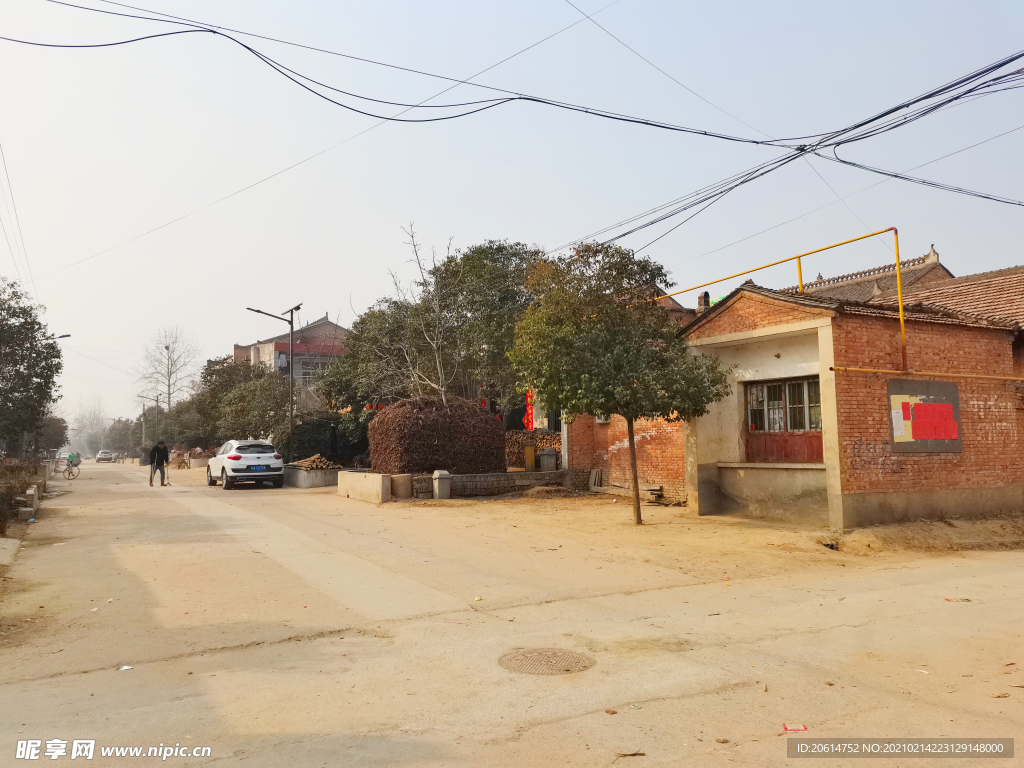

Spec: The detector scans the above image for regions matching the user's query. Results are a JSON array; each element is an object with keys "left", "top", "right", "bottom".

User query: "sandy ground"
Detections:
[{"left": 1, "top": 462, "right": 1022, "bottom": 767}]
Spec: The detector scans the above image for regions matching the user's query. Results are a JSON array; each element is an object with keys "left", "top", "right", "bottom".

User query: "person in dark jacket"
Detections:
[{"left": 149, "top": 439, "right": 169, "bottom": 486}]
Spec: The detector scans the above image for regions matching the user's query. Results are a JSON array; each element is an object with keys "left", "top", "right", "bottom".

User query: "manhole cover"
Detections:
[{"left": 499, "top": 648, "right": 595, "bottom": 675}]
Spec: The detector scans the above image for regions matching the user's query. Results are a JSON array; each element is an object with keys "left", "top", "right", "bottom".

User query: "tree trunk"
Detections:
[{"left": 625, "top": 416, "right": 642, "bottom": 525}]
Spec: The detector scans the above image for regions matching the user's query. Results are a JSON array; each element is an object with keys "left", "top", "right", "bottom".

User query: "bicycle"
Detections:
[{"left": 63, "top": 464, "right": 80, "bottom": 480}]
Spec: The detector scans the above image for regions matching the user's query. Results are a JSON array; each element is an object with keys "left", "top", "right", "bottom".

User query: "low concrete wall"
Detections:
[
  {"left": 191, "top": 457, "right": 209, "bottom": 469},
  {"left": 698, "top": 463, "right": 828, "bottom": 525},
  {"left": 719, "top": 464, "right": 827, "bottom": 525},
  {"left": 285, "top": 466, "right": 341, "bottom": 488},
  {"left": 26, "top": 485, "right": 40, "bottom": 512},
  {"left": 450, "top": 470, "right": 567, "bottom": 497},
  {"left": 0, "top": 538, "right": 20, "bottom": 566},
  {"left": 338, "top": 472, "right": 391, "bottom": 504},
  {"left": 840, "top": 484, "right": 1024, "bottom": 529}
]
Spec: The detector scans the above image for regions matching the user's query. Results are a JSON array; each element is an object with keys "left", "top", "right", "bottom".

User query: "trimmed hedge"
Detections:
[{"left": 368, "top": 396, "right": 505, "bottom": 476}]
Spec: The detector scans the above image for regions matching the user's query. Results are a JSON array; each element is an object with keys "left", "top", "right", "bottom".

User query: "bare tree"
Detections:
[
  {"left": 388, "top": 225, "right": 467, "bottom": 405},
  {"left": 73, "top": 396, "right": 107, "bottom": 454},
  {"left": 137, "top": 326, "right": 200, "bottom": 416}
]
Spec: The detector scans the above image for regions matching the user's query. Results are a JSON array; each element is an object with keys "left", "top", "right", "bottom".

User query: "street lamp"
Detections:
[{"left": 246, "top": 303, "right": 302, "bottom": 462}]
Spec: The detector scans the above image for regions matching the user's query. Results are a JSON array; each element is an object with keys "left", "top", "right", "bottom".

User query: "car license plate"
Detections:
[{"left": 249, "top": 465, "right": 267, "bottom": 471}]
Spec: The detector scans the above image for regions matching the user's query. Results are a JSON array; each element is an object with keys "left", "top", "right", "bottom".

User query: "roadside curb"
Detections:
[{"left": 0, "top": 537, "right": 22, "bottom": 567}]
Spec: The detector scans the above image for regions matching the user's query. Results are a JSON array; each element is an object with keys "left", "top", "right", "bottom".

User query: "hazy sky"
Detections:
[{"left": 3, "top": 0, "right": 1022, "bottom": 419}]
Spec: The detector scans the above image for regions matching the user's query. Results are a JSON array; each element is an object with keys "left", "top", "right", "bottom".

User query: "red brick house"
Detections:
[
  {"left": 566, "top": 266, "right": 1023, "bottom": 529},
  {"left": 233, "top": 313, "right": 349, "bottom": 410}
]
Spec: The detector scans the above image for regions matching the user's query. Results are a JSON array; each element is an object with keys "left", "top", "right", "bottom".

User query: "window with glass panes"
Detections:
[{"left": 747, "top": 377, "right": 822, "bottom": 433}]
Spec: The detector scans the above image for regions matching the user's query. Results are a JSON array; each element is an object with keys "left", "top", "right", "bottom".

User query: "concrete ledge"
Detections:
[
  {"left": 17, "top": 507, "right": 34, "bottom": 521},
  {"left": 717, "top": 462, "right": 825, "bottom": 470},
  {"left": 26, "top": 485, "right": 39, "bottom": 512},
  {"left": 0, "top": 538, "right": 20, "bottom": 566},
  {"left": 191, "top": 457, "right": 209, "bottom": 469},
  {"left": 338, "top": 472, "right": 391, "bottom": 504},
  {"left": 286, "top": 466, "right": 341, "bottom": 488},
  {"left": 841, "top": 484, "right": 1024, "bottom": 529}
]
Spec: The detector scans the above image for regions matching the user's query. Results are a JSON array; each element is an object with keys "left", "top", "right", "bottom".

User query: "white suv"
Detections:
[{"left": 207, "top": 440, "right": 285, "bottom": 489}]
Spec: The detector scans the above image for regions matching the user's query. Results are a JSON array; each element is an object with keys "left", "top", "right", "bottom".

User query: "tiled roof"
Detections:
[
  {"left": 782, "top": 252, "right": 953, "bottom": 302},
  {"left": 682, "top": 282, "right": 1016, "bottom": 336},
  {"left": 870, "top": 264, "right": 1024, "bottom": 326},
  {"left": 255, "top": 314, "right": 350, "bottom": 346}
]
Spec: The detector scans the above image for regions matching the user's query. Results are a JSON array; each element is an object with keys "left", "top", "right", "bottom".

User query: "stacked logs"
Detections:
[
  {"left": 290, "top": 453, "right": 344, "bottom": 471},
  {"left": 505, "top": 430, "right": 561, "bottom": 469}
]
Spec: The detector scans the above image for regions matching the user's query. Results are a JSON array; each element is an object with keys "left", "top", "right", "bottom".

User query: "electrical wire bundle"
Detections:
[{"left": 3, "top": 0, "right": 1022, "bottom": 265}]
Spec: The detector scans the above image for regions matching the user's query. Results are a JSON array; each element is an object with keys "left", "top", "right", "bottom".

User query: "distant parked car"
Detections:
[
  {"left": 207, "top": 440, "right": 284, "bottom": 489},
  {"left": 57, "top": 453, "right": 70, "bottom": 467},
  {"left": 96, "top": 450, "right": 113, "bottom": 463}
]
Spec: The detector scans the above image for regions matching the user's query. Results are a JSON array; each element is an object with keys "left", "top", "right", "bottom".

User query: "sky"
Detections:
[{"left": 2, "top": 0, "right": 1022, "bottom": 420}]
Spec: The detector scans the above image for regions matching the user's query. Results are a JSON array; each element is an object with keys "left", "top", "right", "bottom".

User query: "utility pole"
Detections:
[
  {"left": 246, "top": 303, "right": 302, "bottom": 462},
  {"left": 139, "top": 394, "right": 160, "bottom": 445},
  {"left": 164, "top": 344, "right": 172, "bottom": 439}
]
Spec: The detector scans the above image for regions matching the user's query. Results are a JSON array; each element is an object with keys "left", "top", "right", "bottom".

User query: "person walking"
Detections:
[{"left": 149, "top": 439, "right": 169, "bottom": 487}]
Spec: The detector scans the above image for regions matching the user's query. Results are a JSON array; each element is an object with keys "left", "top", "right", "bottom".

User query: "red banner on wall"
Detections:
[{"left": 523, "top": 389, "right": 534, "bottom": 431}]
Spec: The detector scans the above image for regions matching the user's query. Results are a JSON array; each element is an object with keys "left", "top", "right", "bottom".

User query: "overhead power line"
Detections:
[
  {"left": 593, "top": 123, "right": 1024, "bottom": 270},
  {"left": 559, "top": 0, "right": 773, "bottom": 140},
  {"left": 28, "top": 0, "right": 640, "bottom": 279},
  {"left": 553, "top": 0, "right": 1021, "bottom": 254},
  {"left": 13, "top": 1, "right": 1024, "bottom": 278},
  {"left": 0, "top": 137, "right": 39, "bottom": 297}
]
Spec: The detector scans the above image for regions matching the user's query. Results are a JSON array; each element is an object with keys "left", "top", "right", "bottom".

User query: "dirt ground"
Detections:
[{"left": 2, "top": 463, "right": 1022, "bottom": 767}]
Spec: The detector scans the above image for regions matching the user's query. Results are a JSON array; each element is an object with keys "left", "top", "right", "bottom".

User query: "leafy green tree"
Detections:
[
  {"left": 0, "top": 278, "right": 63, "bottom": 454},
  {"left": 513, "top": 242, "right": 731, "bottom": 524},
  {"left": 435, "top": 239, "right": 541, "bottom": 425},
  {"left": 321, "top": 300, "right": 416, "bottom": 410},
  {"left": 34, "top": 415, "right": 69, "bottom": 454},
  {"left": 105, "top": 417, "right": 134, "bottom": 454},
  {"left": 319, "top": 238, "right": 541, "bottom": 425},
  {"left": 218, "top": 373, "right": 290, "bottom": 440}
]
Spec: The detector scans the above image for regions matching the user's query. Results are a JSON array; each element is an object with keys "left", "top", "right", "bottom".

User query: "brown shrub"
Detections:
[{"left": 369, "top": 396, "right": 506, "bottom": 476}]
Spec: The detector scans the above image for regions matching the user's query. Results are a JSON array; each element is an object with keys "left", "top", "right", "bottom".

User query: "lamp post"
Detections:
[{"left": 246, "top": 303, "right": 301, "bottom": 462}]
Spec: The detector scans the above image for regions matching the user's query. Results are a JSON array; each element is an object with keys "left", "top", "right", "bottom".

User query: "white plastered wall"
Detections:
[
  {"left": 685, "top": 318, "right": 837, "bottom": 519},
  {"left": 690, "top": 327, "right": 823, "bottom": 463}
]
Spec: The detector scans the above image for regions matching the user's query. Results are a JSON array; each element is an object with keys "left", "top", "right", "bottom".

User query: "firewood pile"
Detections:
[
  {"left": 289, "top": 453, "right": 344, "bottom": 471},
  {"left": 505, "top": 430, "right": 561, "bottom": 469},
  {"left": 369, "top": 396, "right": 505, "bottom": 476}
]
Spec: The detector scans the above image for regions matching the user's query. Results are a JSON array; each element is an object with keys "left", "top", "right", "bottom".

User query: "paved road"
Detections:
[{"left": 1, "top": 463, "right": 1021, "bottom": 766}]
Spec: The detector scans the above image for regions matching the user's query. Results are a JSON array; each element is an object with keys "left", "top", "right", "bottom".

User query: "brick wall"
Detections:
[
  {"left": 832, "top": 314, "right": 1022, "bottom": 495},
  {"left": 568, "top": 414, "right": 688, "bottom": 501},
  {"left": 687, "top": 293, "right": 829, "bottom": 341},
  {"left": 450, "top": 470, "right": 567, "bottom": 497}
]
